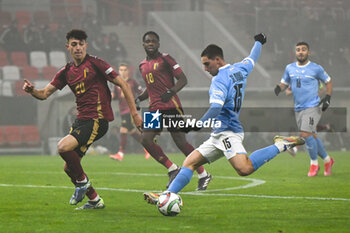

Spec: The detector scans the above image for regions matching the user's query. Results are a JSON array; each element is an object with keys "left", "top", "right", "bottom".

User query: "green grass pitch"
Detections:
[{"left": 0, "top": 151, "right": 349, "bottom": 233}]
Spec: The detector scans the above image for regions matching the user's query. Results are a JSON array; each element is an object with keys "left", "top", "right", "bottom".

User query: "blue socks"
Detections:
[
  {"left": 315, "top": 137, "right": 327, "bottom": 159},
  {"left": 168, "top": 167, "right": 193, "bottom": 193},
  {"left": 305, "top": 136, "right": 318, "bottom": 160},
  {"left": 249, "top": 145, "right": 280, "bottom": 171}
]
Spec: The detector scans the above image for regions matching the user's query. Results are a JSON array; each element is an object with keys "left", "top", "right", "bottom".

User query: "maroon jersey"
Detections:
[
  {"left": 50, "top": 54, "right": 117, "bottom": 121},
  {"left": 115, "top": 78, "right": 142, "bottom": 116},
  {"left": 139, "top": 52, "right": 183, "bottom": 111}
]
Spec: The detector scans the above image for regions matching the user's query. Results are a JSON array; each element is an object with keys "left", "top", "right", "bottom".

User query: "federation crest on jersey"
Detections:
[
  {"left": 84, "top": 67, "right": 89, "bottom": 78},
  {"left": 153, "top": 63, "right": 159, "bottom": 70}
]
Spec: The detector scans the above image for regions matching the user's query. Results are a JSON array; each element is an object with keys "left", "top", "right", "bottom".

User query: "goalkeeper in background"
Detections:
[{"left": 274, "top": 42, "right": 334, "bottom": 177}]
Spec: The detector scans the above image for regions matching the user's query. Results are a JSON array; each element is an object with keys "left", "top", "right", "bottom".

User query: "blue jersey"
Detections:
[
  {"left": 281, "top": 61, "right": 331, "bottom": 112},
  {"left": 209, "top": 57, "right": 255, "bottom": 133}
]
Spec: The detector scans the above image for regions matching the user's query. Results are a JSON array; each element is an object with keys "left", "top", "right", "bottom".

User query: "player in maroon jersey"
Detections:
[
  {"left": 23, "top": 29, "right": 142, "bottom": 209},
  {"left": 137, "top": 31, "right": 212, "bottom": 190},
  {"left": 109, "top": 63, "right": 151, "bottom": 161}
]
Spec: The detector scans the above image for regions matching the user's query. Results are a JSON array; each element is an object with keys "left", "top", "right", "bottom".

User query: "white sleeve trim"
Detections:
[
  {"left": 210, "top": 99, "right": 224, "bottom": 106},
  {"left": 324, "top": 76, "right": 331, "bottom": 83},
  {"left": 281, "top": 79, "right": 289, "bottom": 85},
  {"left": 244, "top": 57, "right": 255, "bottom": 66},
  {"left": 173, "top": 64, "right": 180, "bottom": 70},
  {"left": 105, "top": 67, "right": 113, "bottom": 75}
]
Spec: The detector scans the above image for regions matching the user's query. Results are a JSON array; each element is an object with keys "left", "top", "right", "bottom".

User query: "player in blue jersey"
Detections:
[
  {"left": 274, "top": 42, "right": 334, "bottom": 177},
  {"left": 143, "top": 33, "right": 305, "bottom": 204}
]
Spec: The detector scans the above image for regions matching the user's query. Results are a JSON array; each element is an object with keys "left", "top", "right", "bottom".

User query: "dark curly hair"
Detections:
[{"left": 66, "top": 29, "right": 88, "bottom": 41}]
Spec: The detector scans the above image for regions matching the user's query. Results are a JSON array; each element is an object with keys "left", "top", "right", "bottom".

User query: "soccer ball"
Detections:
[{"left": 157, "top": 191, "right": 183, "bottom": 216}]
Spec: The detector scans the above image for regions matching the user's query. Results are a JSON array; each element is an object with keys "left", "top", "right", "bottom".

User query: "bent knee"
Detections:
[
  {"left": 57, "top": 142, "right": 68, "bottom": 153},
  {"left": 57, "top": 135, "right": 79, "bottom": 153},
  {"left": 236, "top": 167, "right": 253, "bottom": 176},
  {"left": 182, "top": 159, "right": 197, "bottom": 171},
  {"left": 57, "top": 141, "right": 74, "bottom": 153}
]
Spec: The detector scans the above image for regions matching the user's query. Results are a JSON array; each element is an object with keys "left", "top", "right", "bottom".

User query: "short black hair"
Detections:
[
  {"left": 296, "top": 41, "right": 309, "bottom": 49},
  {"left": 142, "top": 31, "right": 159, "bottom": 42},
  {"left": 201, "top": 44, "right": 224, "bottom": 60},
  {"left": 66, "top": 29, "right": 88, "bottom": 41},
  {"left": 119, "top": 62, "right": 128, "bottom": 68}
]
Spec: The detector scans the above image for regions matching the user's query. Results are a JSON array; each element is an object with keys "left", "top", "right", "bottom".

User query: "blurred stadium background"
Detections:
[{"left": 0, "top": 0, "right": 349, "bottom": 155}]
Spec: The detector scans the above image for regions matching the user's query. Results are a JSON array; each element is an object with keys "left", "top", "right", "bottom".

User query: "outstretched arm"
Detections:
[
  {"left": 23, "top": 79, "right": 57, "bottom": 100},
  {"left": 112, "top": 76, "right": 143, "bottom": 132},
  {"left": 247, "top": 33, "right": 266, "bottom": 64},
  {"left": 248, "top": 42, "right": 262, "bottom": 64}
]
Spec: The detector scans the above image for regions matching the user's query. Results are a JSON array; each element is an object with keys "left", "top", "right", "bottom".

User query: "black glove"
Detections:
[
  {"left": 320, "top": 95, "right": 331, "bottom": 112},
  {"left": 254, "top": 33, "right": 267, "bottom": 45},
  {"left": 161, "top": 89, "right": 175, "bottom": 102},
  {"left": 274, "top": 85, "right": 281, "bottom": 96},
  {"left": 135, "top": 97, "right": 141, "bottom": 111}
]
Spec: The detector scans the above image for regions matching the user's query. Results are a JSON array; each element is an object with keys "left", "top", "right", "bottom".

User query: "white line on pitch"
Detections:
[
  {"left": 0, "top": 183, "right": 349, "bottom": 202},
  {"left": 18, "top": 171, "right": 266, "bottom": 191}
]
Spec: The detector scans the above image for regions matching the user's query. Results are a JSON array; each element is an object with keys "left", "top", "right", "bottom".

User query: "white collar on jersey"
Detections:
[
  {"left": 296, "top": 60, "right": 310, "bottom": 68},
  {"left": 219, "top": 64, "right": 230, "bottom": 70}
]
